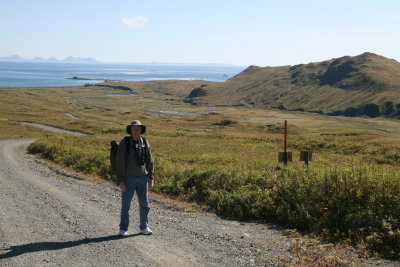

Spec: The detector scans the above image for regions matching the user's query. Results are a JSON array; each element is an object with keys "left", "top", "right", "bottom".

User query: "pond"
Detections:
[{"left": 105, "top": 93, "right": 136, "bottom": 96}]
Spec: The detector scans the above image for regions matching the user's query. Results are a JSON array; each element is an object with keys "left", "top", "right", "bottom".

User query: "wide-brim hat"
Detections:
[{"left": 126, "top": 120, "right": 146, "bottom": 134}]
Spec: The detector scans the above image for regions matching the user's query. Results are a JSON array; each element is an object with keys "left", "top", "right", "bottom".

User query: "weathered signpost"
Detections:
[
  {"left": 278, "top": 120, "right": 292, "bottom": 165},
  {"left": 278, "top": 120, "right": 313, "bottom": 166},
  {"left": 300, "top": 150, "right": 312, "bottom": 166}
]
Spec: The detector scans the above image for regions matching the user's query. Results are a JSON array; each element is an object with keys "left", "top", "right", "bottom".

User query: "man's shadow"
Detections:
[{"left": 0, "top": 233, "right": 140, "bottom": 259}]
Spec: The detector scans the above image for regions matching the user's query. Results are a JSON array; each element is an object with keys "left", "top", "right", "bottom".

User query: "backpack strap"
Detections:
[
  {"left": 141, "top": 136, "right": 148, "bottom": 154},
  {"left": 123, "top": 136, "right": 131, "bottom": 171},
  {"left": 139, "top": 136, "right": 148, "bottom": 165}
]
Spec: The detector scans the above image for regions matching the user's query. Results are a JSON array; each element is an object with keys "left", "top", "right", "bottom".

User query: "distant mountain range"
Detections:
[
  {"left": 0, "top": 55, "right": 99, "bottom": 64},
  {"left": 186, "top": 52, "right": 400, "bottom": 118},
  {"left": 0, "top": 56, "right": 239, "bottom": 66}
]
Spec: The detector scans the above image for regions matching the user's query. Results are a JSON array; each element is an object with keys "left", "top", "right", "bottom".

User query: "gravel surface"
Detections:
[
  {"left": 0, "top": 139, "right": 398, "bottom": 266},
  {"left": 21, "top": 122, "right": 87, "bottom": 136}
]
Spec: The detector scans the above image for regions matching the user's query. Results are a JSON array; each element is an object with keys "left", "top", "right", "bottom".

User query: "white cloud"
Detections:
[{"left": 121, "top": 16, "right": 148, "bottom": 29}]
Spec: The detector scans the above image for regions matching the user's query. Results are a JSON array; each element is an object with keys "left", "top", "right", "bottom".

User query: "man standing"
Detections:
[{"left": 116, "top": 120, "right": 154, "bottom": 236}]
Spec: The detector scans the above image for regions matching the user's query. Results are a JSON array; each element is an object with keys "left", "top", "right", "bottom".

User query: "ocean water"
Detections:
[{"left": 0, "top": 62, "right": 246, "bottom": 87}]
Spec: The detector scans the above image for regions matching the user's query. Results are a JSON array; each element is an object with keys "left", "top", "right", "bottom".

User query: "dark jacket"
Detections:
[{"left": 115, "top": 136, "right": 154, "bottom": 183}]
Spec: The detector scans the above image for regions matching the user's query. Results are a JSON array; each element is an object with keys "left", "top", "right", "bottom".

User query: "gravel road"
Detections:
[
  {"left": 0, "top": 139, "right": 295, "bottom": 266},
  {"left": 0, "top": 139, "right": 398, "bottom": 266},
  {"left": 21, "top": 122, "right": 87, "bottom": 136}
]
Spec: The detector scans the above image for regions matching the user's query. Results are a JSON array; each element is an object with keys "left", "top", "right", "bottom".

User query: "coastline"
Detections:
[
  {"left": 67, "top": 76, "right": 107, "bottom": 81},
  {"left": 0, "top": 61, "right": 245, "bottom": 87}
]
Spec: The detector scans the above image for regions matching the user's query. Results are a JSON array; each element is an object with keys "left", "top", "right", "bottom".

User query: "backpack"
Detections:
[{"left": 109, "top": 136, "right": 148, "bottom": 175}]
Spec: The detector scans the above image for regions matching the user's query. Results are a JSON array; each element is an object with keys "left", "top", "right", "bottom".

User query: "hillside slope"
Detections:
[{"left": 186, "top": 52, "right": 400, "bottom": 118}]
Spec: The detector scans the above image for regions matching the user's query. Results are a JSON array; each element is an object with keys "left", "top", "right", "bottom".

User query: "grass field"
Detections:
[{"left": 1, "top": 81, "right": 400, "bottom": 259}]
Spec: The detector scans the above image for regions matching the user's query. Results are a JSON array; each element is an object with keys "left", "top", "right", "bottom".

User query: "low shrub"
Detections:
[{"left": 28, "top": 133, "right": 400, "bottom": 259}]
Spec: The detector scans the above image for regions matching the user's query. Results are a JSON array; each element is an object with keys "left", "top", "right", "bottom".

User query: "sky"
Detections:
[{"left": 1, "top": 0, "right": 399, "bottom": 67}]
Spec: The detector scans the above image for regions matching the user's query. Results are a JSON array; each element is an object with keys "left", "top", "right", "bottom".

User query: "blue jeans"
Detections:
[{"left": 119, "top": 176, "right": 150, "bottom": 231}]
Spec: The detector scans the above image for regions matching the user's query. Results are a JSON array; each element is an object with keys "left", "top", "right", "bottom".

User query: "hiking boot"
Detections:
[
  {"left": 140, "top": 227, "right": 153, "bottom": 235},
  {"left": 118, "top": 229, "right": 128, "bottom": 237}
]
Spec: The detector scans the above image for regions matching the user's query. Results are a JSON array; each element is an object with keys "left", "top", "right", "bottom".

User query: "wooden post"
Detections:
[
  {"left": 284, "top": 120, "right": 288, "bottom": 165},
  {"left": 284, "top": 120, "right": 287, "bottom": 152},
  {"left": 278, "top": 120, "right": 292, "bottom": 165}
]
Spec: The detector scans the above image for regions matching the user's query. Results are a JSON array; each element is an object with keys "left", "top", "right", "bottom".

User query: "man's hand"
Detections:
[
  {"left": 148, "top": 178, "right": 154, "bottom": 191},
  {"left": 119, "top": 182, "right": 127, "bottom": 192}
]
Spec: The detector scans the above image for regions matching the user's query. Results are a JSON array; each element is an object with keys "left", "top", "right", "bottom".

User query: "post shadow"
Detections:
[{"left": 0, "top": 233, "right": 140, "bottom": 260}]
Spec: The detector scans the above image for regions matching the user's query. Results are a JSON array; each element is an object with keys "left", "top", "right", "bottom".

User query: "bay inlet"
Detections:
[{"left": 0, "top": 62, "right": 245, "bottom": 87}]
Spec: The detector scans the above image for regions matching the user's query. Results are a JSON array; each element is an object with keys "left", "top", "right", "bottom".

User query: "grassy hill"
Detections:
[{"left": 186, "top": 52, "right": 400, "bottom": 118}]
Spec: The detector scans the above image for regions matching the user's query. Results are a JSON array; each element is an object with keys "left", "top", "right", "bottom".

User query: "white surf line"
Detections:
[{"left": 21, "top": 122, "right": 87, "bottom": 136}]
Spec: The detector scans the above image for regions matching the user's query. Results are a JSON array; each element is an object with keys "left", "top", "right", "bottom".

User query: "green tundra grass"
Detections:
[{"left": 1, "top": 82, "right": 400, "bottom": 259}]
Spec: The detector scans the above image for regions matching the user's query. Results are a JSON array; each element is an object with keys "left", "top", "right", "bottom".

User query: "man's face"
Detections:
[{"left": 131, "top": 125, "right": 142, "bottom": 140}]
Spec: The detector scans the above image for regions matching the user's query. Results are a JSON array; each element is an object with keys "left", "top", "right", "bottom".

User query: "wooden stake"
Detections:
[
  {"left": 278, "top": 120, "right": 292, "bottom": 165},
  {"left": 284, "top": 120, "right": 287, "bottom": 153}
]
